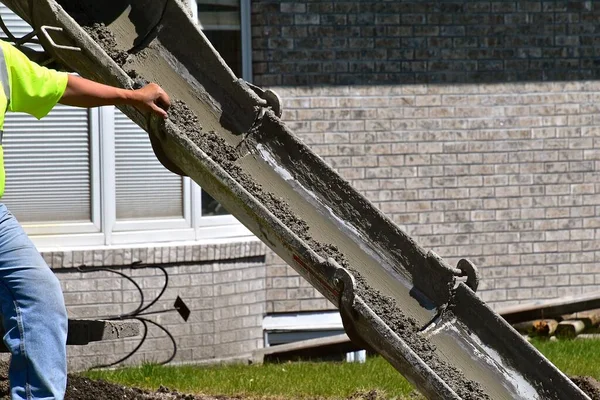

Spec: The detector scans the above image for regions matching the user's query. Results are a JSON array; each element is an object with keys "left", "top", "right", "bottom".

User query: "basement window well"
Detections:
[{"left": 263, "top": 312, "right": 367, "bottom": 363}]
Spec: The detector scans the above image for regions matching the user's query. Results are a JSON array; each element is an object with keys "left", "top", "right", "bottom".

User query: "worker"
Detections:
[{"left": 0, "top": 39, "right": 169, "bottom": 400}]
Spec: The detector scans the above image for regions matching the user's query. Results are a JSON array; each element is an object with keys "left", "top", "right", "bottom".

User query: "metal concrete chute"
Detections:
[{"left": 0, "top": 0, "right": 590, "bottom": 398}]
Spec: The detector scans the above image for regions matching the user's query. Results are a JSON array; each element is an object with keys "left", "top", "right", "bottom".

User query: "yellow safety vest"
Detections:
[{"left": 0, "top": 40, "right": 68, "bottom": 197}]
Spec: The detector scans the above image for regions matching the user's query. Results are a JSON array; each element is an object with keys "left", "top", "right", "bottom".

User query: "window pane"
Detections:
[
  {"left": 201, "top": 191, "right": 229, "bottom": 216},
  {"left": 203, "top": 30, "right": 242, "bottom": 77},
  {"left": 114, "top": 110, "right": 184, "bottom": 219},
  {"left": 198, "top": 0, "right": 241, "bottom": 29},
  {"left": 0, "top": 4, "right": 34, "bottom": 40},
  {"left": 2, "top": 107, "right": 92, "bottom": 223}
]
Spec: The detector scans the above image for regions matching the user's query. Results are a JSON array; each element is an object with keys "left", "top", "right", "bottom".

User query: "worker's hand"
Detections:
[
  {"left": 60, "top": 75, "right": 171, "bottom": 116},
  {"left": 131, "top": 83, "right": 171, "bottom": 119}
]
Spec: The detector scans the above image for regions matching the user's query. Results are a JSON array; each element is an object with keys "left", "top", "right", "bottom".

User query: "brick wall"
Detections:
[
  {"left": 44, "top": 242, "right": 267, "bottom": 371},
  {"left": 253, "top": 1, "right": 600, "bottom": 312},
  {"left": 252, "top": 0, "right": 600, "bottom": 86}
]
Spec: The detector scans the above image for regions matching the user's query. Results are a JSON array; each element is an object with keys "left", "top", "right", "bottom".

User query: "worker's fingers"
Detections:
[
  {"left": 148, "top": 84, "right": 169, "bottom": 117},
  {"left": 151, "top": 103, "right": 168, "bottom": 119},
  {"left": 135, "top": 83, "right": 170, "bottom": 119},
  {"left": 156, "top": 89, "right": 171, "bottom": 110}
]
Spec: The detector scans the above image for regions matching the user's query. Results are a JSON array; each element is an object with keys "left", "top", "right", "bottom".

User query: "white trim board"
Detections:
[
  {"left": 35, "top": 234, "right": 262, "bottom": 254},
  {"left": 263, "top": 311, "right": 343, "bottom": 332}
]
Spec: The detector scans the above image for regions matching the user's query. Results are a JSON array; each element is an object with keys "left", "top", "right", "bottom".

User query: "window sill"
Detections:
[{"left": 38, "top": 236, "right": 266, "bottom": 270}]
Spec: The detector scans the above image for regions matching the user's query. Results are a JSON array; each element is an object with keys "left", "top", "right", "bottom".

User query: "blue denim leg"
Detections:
[{"left": 0, "top": 204, "right": 67, "bottom": 400}]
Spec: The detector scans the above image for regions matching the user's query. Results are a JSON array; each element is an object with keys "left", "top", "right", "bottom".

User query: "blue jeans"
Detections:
[{"left": 0, "top": 204, "right": 67, "bottom": 399}]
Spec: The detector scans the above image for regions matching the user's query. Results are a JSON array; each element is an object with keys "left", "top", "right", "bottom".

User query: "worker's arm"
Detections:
[
  {"left": 2, "top": 40, "right": 170, "bottom": 120},
  {"left": 59, "top": 75, "right": 170, "bottom": 119}
]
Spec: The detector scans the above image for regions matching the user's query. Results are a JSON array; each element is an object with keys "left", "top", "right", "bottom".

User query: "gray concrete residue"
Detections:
[
  {"left": 102, "top": 320, "right": 141, "bottom": 340},
  {"left": 169, "top": 101, "right": 313, "bottom": 237},
  {"left": 351, "top": 271, "right": 489, "bottom": 400},
  {"left": 254, "top": 114, "right": 455, "bottom": 308}
]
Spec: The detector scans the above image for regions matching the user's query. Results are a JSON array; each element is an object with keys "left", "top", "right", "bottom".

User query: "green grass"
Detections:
[
  {"left": 83, "top": 356, "right": 415, "bottom": 399},
  {"left": 82, "top": 340, "right": 600, "bottom": 399},
  {"left": 531, "top": 338, "right": 600, "bottom": 378}
]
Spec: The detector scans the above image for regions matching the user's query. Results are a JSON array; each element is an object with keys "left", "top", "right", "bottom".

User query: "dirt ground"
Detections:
[
  {"left": 0, "top": 361, "right": 210, "bottom": 400},
  {"left": 59, "top": 374, "right": 600, "bottom": 400},
  {"left": 571, "top": 376, "right": 600, "bottom": 400}
]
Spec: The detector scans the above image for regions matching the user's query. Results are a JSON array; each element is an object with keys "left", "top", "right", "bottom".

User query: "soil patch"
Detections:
[
  {"left": 65, "top": 11, "right": 490, "bottom": 400},
  {"left": 0, "top": 361, "right": 222, "bottom": 399},
  {"left": 347, "top": 389, "right": 387, "bottom": 400},
  {"left": 572, "top": 376, "right": 600, "bottom": 400}
]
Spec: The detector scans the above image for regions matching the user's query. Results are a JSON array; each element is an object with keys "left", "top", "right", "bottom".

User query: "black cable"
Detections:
[
  {"left": 77, "top": 263, "right": 180, "bottom": 369},
  {"left": 135, "top": 265, "right": 168, "bottom": 315},
  {"left": 139, "top": 317, "right": 178, "bottom": 365}
]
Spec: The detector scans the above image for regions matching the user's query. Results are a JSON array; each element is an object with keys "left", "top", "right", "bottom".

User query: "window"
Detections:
[
  {"left": 2, "top": 107, "right": 96, "bottom": 225},
  {"left": 0, "top": 1, "right": 253, "bottom": 248}
]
